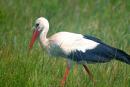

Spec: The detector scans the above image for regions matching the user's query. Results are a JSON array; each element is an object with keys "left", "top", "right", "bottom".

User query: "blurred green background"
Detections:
[{"left": 0, "top": 0, "right": 130, "bottom": 87}]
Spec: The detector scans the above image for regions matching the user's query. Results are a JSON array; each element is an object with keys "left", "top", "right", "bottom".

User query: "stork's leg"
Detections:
[
  {"left": 38, "top": 42, "right": 43, "bottom": 48},
  {"left": 74, "top": 64, "right": 78, "bottom": 75},
  {"left": 83, "top": 64, "right": 96, "bottom": 85},
  {"left": 61, "top": 66, "right": 70, "bottom": 86},
  {"left": 61, "top": 60, "right": 71, "bottom": 87}
]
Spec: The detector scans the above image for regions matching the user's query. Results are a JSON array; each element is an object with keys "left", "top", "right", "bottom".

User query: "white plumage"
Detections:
[{"left": 47, "top": 32, "right": 99, "bottom": 55}]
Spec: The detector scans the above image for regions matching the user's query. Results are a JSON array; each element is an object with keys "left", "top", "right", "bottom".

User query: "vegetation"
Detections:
[{"left": 0, "top": 0, "right": 130, "bottom": 87}]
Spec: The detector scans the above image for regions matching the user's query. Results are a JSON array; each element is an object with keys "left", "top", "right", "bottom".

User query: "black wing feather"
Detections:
[{"left": 68, "top": 35, "right": 130, "bottom": 64}]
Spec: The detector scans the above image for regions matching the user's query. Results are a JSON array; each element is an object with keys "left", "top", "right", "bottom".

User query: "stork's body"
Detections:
[
  {"left": 40, "top": 31, "right": 115, "bottom": 63},
  {"left": 29, "top": 17, "right": 130, "bottom": 86},
  {"left": 41, "top": 32, "right": 98, "bottom": 58}
]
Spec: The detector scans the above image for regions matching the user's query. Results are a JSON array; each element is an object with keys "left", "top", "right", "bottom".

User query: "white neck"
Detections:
[{"left": 39, "top": 28, "right": 49, "bottom": 47}]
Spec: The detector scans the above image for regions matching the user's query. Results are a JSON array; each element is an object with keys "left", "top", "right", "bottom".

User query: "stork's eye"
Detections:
[{"left": 35, "top": 23, "right": 39, "bottom": 27}]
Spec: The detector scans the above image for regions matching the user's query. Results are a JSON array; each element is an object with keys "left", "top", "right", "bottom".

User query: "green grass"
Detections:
[{"left": 0, "top": 0, "right": 130, "bottom": 87}]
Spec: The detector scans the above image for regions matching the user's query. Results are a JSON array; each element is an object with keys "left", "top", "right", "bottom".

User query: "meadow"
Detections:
[{"left": 0, "top": 0, "right": 130, "bottom": 87}]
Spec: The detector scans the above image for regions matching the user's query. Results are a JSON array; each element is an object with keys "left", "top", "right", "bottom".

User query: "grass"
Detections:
[{"left": 0, "top": 0, "right": 130, "bottom": 87}]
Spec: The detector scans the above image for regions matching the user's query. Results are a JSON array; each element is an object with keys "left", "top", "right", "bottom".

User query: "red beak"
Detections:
[{"left": 29, "top": 29, "right": 40, "bottom": 50}]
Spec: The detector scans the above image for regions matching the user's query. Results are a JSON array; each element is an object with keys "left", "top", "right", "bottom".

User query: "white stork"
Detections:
[{"left": 29, "top": 17, "right": 130, "bottom": 86}]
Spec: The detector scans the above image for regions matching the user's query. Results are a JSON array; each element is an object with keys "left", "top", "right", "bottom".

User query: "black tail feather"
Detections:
[{"left": 115, "top": 49, "right": 130, "bottom": 64}]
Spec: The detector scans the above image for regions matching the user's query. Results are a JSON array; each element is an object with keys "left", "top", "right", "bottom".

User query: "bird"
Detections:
[{"left": 29, "top": 17, "right": 130, "bottom": 86}]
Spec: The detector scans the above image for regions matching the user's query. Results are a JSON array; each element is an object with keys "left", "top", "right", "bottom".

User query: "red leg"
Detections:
[
  {"left": 83, "top": 64, "right": 96, "bottom": 85},
  {"left": 61, "top": 66, "right": 70, "bottom": 87}
]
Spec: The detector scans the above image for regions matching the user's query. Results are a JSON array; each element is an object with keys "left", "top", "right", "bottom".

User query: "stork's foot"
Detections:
[
  {"left": 83, "top": 64, "right": 96, "bottom": 86},
  {"left": 61, "top": 79, "right": 65, "bottom": 87}
]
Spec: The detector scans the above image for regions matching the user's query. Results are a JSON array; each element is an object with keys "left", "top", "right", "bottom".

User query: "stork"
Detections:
[{"left": 29, "top": 17, "right": 130, "bottom": 86}]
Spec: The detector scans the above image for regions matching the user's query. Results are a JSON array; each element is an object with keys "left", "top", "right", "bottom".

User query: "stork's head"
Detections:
[{"left": 29, "top": 17, "right": 49, "bottom": 49}]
